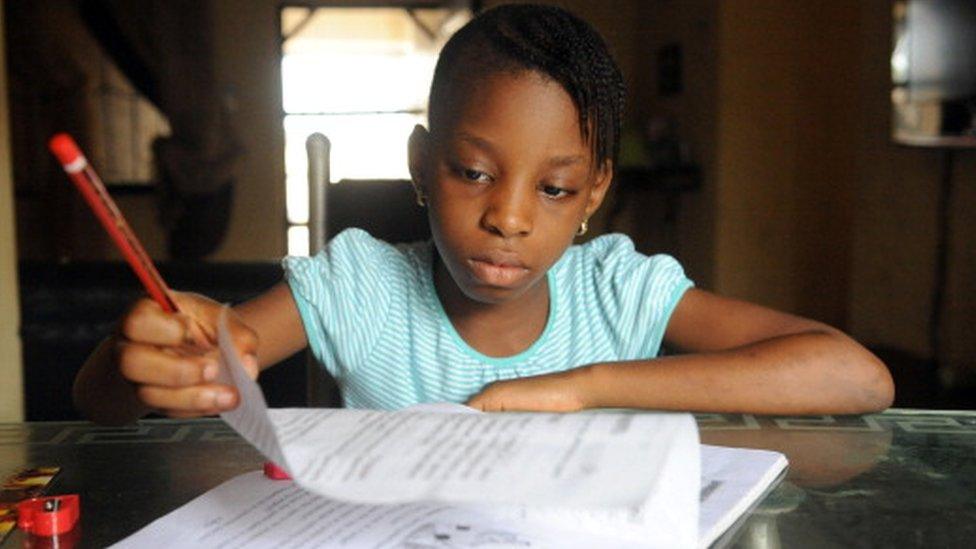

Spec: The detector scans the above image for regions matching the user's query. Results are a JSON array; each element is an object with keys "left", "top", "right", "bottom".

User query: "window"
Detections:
[{"left": 280, "top": 5, "right": 471, "bottom": 255}]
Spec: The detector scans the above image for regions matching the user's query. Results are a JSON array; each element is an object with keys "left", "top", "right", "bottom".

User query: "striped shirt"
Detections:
[{"left": 283, "top": 228, "right": 693, "bottom": 409}]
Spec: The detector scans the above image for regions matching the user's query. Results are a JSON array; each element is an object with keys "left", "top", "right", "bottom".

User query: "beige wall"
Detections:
[
  {"left": 943, "top": 155, "right": 976, "bottom": 384},
  {"left": 618, "top": 0, "right": 859, "bottom": 322},
  {"left": 617, "top": 0, "right": 974, "bottom": 383},
  {"left": 628, "top": 0, "right": 720, "bottom": 288},
  {"left": 704, "top": 0, "right": 975, "bottom": 380},
  {"left": 0, "top": 0, "right": 25, "bottom": 422},
  {"left": 713, "top": 1, "right": 803, "bottom": 310},
  {"left": 209, "top": 0, "right": 286, "bottom": 260},
  {"left": 712, "top": 1, "right": 860, "bottom": 327},
  {"left": 851, "top": 0, "right": 976, "bottom": 381}
]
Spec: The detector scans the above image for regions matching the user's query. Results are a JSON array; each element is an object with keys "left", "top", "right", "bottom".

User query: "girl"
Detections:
[{"left": 74, "top": 4, "right": 893, "bottom": 425}]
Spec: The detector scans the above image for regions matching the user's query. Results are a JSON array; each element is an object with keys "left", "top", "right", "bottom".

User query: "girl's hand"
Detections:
[
  {"left": 115, "top": 292, "right": 259, "bottom": 418},
  {"left": 466, "top": 368, "right": 592, "bottom": 412}
]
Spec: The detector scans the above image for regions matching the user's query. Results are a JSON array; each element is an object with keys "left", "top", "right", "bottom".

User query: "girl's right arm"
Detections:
[{"left": 73, "top": 282, "right": 307, "bottom": 425}]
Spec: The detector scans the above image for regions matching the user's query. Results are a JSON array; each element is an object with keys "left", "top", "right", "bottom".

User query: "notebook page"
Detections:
[
  {"left": 112, "top": 445, "right": 785, "bottom": 549},
  {"left": 215, "top": 305, "right": 701, "bottom": 511}
]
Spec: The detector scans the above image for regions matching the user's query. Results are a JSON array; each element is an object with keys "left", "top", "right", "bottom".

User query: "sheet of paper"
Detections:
[
  {"left": 264, "top": 407, "right": 699, "bottom": 510},
  {"left": 216, "top": 308, "right": 701, "bottom": 512},
  {"left": 696, "top": 445, "right": 788, "bottom": 548},
  {"left": 111, "top": 471, "right": 650, "bottom": 549},
  {"left": 112, "top": 444, "right": 786, "bottom": 549},
  {"left": 215, "top": 311, "right": 286, "bottom": 468}
]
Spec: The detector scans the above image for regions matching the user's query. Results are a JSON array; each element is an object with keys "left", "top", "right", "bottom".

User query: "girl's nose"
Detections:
[{"left": 480, "top": 181, "right": 533, "bottom": 238}]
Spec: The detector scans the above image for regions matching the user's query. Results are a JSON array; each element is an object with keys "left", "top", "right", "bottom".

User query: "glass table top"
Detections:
[{"left": 1, "top": 408, "right": 974, "bottom": 548}]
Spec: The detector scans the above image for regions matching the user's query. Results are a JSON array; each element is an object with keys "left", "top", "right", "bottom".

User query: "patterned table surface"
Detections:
[{"left": 2, "top": 409, "right": 974, "bottom": 548}]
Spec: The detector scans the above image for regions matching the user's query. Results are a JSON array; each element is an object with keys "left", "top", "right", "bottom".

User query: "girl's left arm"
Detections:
[{"left": 468, "top": 289, "right": 895, "bottom": 414}]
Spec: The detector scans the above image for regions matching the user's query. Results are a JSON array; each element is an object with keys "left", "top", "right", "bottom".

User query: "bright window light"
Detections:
[
  {"left": 287, "top": 225, "right": 309, "bottom": 256},
  {"left": 280, "top": 5, "right": 470, "bottom": 252}
]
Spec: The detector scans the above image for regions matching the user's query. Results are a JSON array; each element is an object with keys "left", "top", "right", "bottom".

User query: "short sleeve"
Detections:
[
  {"left": 281, "top": 228, "right": 397, "bottom": 377},
  {"left": 588, "top": 235, "right": 694, "bottom": 358}
]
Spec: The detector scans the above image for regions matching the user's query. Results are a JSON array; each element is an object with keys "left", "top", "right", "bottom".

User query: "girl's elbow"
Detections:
[
  {"left": 824, "top": 333, "right": 894, "bottom": 413},
  {"left": 855, "top": 354, "right": 895, "bottom": 413}
]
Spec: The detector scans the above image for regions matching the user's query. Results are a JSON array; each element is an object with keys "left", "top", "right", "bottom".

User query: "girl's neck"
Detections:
[{"left": 433, "top": 254, "right": 550, "bottom": 358}]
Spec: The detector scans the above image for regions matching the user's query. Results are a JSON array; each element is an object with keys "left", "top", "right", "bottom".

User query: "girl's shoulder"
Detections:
[
  {"left": 282, "top": 228, "right": 432, "bottom": 291},
  {"left": 556, "top": 232, "right": 640, "bottom": 270},
  {"left": 554, "top": 233, "right": 689, "bottom": 288},
  {"left": 295, "top": 228, "right": 428, "bottom": 267}
]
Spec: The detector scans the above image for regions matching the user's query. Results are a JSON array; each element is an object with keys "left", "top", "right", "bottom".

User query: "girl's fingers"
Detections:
[
  {"left": 119, "top": 293, "right": 260, "bottom": 376},
  {"left": 199, "top": 302, "right": 260, "bottom": 379},
  {"left": 136, "top": 383, "right": 240, "bottom": 413},
  {"left": 171, "top": 292, "right": 220, "bottom": 346},
  {"left": 116, "top": 342, "right": 218, "bottom": 387},
  {"left": 179, "top": 294, "right": 260, "bottom": 361},
  {"left": 112, "top": 292, "right": 260, "bottom": 418},
  {"left": 120, "top": 297, "right": 207, "bottom": 348}
]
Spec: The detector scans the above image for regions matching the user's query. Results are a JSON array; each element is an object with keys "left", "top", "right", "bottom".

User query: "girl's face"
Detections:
[{"left": 410, "top": 70, "right": 612, "bottom": 306}]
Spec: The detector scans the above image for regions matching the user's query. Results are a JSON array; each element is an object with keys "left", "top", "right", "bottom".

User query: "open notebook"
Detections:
[
  {"left": 112, "top": 308, "right": 787, "bottom": 548},
  {"left": 112, "top": 443, "right": 785, "bottom": 548}
]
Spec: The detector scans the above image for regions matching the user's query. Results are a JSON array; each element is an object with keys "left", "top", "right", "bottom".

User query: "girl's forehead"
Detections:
[
  {"left": 433, "top": 71, "right": 591, "bottom": 157},
  {"left": 447, "top": 71, "right": 575, "bottom": 121}
]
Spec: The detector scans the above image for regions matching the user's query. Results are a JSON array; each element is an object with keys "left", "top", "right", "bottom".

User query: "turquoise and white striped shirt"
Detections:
[{"left": 283, "top": 229, "right": 693, "bottom": 409}]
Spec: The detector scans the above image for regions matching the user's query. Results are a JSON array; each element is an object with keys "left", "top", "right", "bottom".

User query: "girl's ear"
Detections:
[
  {"left": 584, "top": 159, "right": 614, "bottom": 218},
  {"left": 408, "top": 125, "right": 430, "bottom": 197}
]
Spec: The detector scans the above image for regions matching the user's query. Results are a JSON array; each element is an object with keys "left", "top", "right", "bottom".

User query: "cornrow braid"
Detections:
[{"left": 429, "top": 4, "right": 626, "bottom": 171}]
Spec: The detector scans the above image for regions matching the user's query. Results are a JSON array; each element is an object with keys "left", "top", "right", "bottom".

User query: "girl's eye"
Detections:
[
  {"left": 464, "top": 169, "right": 487, "bottom": 181},
  {"left": 460, "top": 167, "right": 490, "bottom": 183},
  {"left": 540, "top": 185, "right": 571, "bottom": 199}
]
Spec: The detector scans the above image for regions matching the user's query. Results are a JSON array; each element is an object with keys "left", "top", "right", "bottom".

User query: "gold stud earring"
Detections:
[
  {"left": 412, "top": 183, "right": 427, "bottom": 207},
  {"left": 576, "top": 218, "right": 588, "bottom": 236}
]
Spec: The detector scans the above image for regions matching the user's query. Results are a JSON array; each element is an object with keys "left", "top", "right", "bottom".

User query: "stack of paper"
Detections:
[
  {"left": 113, "top": 444, "right": 785, "bottom": 548},
  {"left": 111, "top": 309, "right": 786, "bottom": 548}
]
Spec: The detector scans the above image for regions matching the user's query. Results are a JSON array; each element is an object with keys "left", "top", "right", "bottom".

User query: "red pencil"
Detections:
[{"left": 48, "top": 133, "right": 179, "bottom": 313}]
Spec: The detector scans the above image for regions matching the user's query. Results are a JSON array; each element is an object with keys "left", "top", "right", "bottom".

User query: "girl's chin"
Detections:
[
  {"left": 458, "top": 282, "right": 525, "bottom": 304},
  {"left": 457, "top": 274, "right": 546, "bottom": 306}
]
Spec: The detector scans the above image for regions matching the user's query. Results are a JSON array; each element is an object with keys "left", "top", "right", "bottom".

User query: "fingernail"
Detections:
[
  {"left": 202, "top": 361, "right": 218, "bottom": 381},
  {"left": 216, "top": 391, "right": 235, "bottom": 408},
  {"left": 243, "top": 354, "right": 258, "bottom": 371},
  {"left": 197, "top": 389, "right": 216, "bottom": 408}
]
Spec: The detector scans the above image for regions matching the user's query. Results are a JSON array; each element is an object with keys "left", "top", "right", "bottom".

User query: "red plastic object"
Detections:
[
  {"left": 48, "top": 133, "right": 83, "bottom": 167},
  {"left": 17, "top": 495, "right": 80, "bottom": 536},
  {"left": 263, "top": 462, "right": 291, "bottom": 480}
]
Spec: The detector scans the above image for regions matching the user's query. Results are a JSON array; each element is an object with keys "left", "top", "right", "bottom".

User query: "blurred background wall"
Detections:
[{"left": 2, "top": 0, "right": 974, "bottom": 418}]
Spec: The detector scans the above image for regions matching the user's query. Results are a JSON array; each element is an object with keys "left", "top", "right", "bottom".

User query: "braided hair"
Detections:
[{"left": 428, "top": 4, "right": 626, "bottom": 171}]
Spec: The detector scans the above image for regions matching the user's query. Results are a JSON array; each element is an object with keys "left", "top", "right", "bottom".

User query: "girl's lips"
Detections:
[{"left": 467, "top": 258, "right": 530, "bottom": 287}]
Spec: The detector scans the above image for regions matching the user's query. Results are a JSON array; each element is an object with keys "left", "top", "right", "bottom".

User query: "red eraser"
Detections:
[
  {"left": 263, "top": 461, "right": 291, "bottom": 480},
  {"left": 17, "top": 494, "right": 80, "bottom": 536},
  {"left": 48, "top": 133, "right": 83, "bottom": 167}
]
